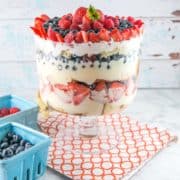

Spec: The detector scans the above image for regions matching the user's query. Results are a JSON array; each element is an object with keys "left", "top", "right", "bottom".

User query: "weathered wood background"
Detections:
[{"left": 0, "top": 0, "right": 180, "bottom": 97}]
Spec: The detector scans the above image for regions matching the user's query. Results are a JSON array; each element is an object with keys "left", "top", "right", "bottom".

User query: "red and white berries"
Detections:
[
  {"left": 31, "top": 5, "right": 144, "bottom": 43},
  {"left": 0, "top": 107, "right": 20, "bottom": 118}
]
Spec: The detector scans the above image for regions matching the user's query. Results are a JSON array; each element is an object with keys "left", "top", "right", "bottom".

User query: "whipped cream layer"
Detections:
[{"left": 35, "top": 35, "right": 142, "bottom": 57}]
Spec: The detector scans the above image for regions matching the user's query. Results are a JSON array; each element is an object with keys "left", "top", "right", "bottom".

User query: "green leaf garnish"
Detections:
[{"left": 87, "top": 5, "right": 100, "bottom": 21}]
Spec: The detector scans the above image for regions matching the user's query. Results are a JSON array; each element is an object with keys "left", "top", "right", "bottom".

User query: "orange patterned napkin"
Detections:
[{"left": 38, "top": 112, "right": 176, "bottom": 180}]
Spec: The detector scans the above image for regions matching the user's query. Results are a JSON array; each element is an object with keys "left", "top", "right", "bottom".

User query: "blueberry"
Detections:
[
  {"left": 65, "top": 65, "right": 69, "bottom": 69},
  {"left": 107, "top": 64, "right": 111, "bottom": 69},
  {"left": 9, "top": 143, "right": 19, "bottom": 152},
  {"left": 52, "top": 27, "right": 60, "bottom": 32},
  {"left": 25, "top": 143, "right": 33, "bottom": 149},
  {"left": 20, "top": 140, "right": 27, "bottom": 146},
  {"left": 89, "top": 84, "right": 96, "bottom": 90},
  {"left": 1, "top": 142, "right": 9, "bottom": 149},
  {"left": 12, "top": 134, "right": 22, "bottom": 143},
  {"left": 6, "top": 132, "right": 15, "bottom": 139},
  {"left": 15, "top": 146, "right": 25, "bottom": 154},
  {"left": 2, "top": 148, "right": 14, "bottom": 158},
  {"left": 72, "top": 66, "right": 77, "bottom": 71}
]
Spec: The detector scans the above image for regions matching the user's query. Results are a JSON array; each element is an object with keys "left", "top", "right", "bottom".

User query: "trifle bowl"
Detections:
[{"left": 31, "top": 6, "right": 144, "bottom": 151}]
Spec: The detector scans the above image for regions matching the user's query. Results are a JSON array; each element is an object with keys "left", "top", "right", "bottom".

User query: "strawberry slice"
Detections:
[
  {"left": 55, "top": 33, "right": 64, "bottom": 42},
  {"left": 98, "top": 29, "right": 110, "bottom": 41},
  {"left": 30, "top": 27, "right": 42, "bottom": 37},
  {"left": 54, "top": 84, "right": 68, "bottom": 91},
  {"left": 110, "top": 82, "right": 125, "bottom": 89},
  {"left": 47, "top": 27, "right": 57, "bottom": 41},
  {"left": 40, "top": 14, "right": 50, "bottom": 22},
  {"left": 95, "top": 81, "right": 107, "bottom": 91},
  {"left": 35, "top": 17, "right": 44, "bottom": 27},
  {"left": 81, "top": 31, "right": 88, "bottom": 42},
  {"left": 122, "top": 29, "right": 131, "bottom": 40},
  {"left": 68, "top": 82, "right": 90, "bottom": 105},
  {"left": 89, "top": 32, "right": 100, "bottom": 43},
  {"left": 110, "top": 29, "right": 123, "bottom": 42}
]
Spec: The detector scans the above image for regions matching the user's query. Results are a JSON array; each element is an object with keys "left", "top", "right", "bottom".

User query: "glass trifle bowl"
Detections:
[{"left": 31, "top": 6, "right": 144, "bottom": 140}]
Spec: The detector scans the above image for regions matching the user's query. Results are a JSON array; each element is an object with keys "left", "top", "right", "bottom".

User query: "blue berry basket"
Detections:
[
  {"left": 0, "top": 122, "right": 51, "bottom": 180},
  {"left": 0, "top": 95, "right": 39, "bottom": 129}
]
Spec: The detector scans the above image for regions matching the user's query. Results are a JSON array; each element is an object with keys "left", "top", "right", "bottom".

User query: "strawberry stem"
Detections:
[{"left": 87, "top": 5, "right": 100, "bottom": 21}]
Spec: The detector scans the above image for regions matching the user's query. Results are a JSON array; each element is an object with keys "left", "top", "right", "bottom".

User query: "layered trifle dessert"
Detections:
[{"left": 31, "top": 6, "right": 144, "bottom": 115}]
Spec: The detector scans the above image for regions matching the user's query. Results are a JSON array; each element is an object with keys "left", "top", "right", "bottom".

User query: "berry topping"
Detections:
[
  {"left": 104, "top": 18, "right": 115, "bottom": 29},
  {"left": 9, "top": 107, "right": 20, "bottom": 114},
  {"left": 31, "top": 5, "right": 144, "bottom": 43}
]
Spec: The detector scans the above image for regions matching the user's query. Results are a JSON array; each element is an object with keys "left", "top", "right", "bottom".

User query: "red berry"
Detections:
[
  {"left": 135, "top": 20, "right": 144, "bottom": 28},
  {"left": 93, "top": 20, "right": 103, "bottom": 30},
  {"left": 9, "top": 107, "right": 20, "bottom": 114},
  {"left": 122, "top": 29, "right": 131, "bottom": 40},
  {"left": 55, "top": 33, "right": 64, "bottom": 42},
  {"left": 97, "top": 9, "right": 105, "bottom": 22},
  {"left": 64, "top": 32, "right": 74, "bottom": 43},
  {"left": 114, "top": 16, "right": 120, "bottom": 27},
  {"left": 63, "top": 13, "right": 73, "bottom": 21},
  {"left": 58, "top": 19, "right": 71, "bottom": 30},
  {"left": 34, "top": 17, "right": 44, "bottom": 27},
  {"left": 127, "top": 16, "right": 135, "bottom": 23},
  {"left": 82, "top": 15, "right": 91, "bottom": 25},
  {"left": 95, "top": 81, "right": 106, "bottom": 91},
  {"left": 81, "top": 23, "right": 91, "bottom": 31},
  {"left": 89, "top": 32, "right": 100, "bottom": 43},
  {"left": 0, "top": 108, "right": 10, "bottom": 116},
  {"left": 40, "top": 14, "right": 50, "bottom": 22},
  {"left": 47, "top": 27, "right": 57, "bottom": 41},
  {"left": 70, "top": 23, "right": 80, "bottom": 30},
  {"left": 30, "top": 27, "right": 42, "bottom": 37},
  {"left": 73, "top": 7, "right": 87, "bottom": 24},
  {"left": 110, "top": 29, "right": 123, "bottom": 42},
  {"left": 104, "top": 18, "right": 115, "bottom": 29},
  {"left": 75, "top": 31, "right": 83, "bottom": 43},
  {"left": 98, "top": 29, "right": 110, "bottom": 41},
  {"left": 81, "top": 31, "right": 88, "bottom": 42}
]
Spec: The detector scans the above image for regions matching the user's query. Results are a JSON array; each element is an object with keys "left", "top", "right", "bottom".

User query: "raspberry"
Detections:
[
  {"left": 73, "top": 7, "right": 87, "bottom": 24},
  {"left": 64, "top": 32, "right": 74, "bottom": 43},
  {"left": 81, "top": 23, "right": 91, "bottom": 31},
  {"left": 93, "top": 21, "right": 103, "bottom": 30},
  {"left": 70, "top": 23, "right": 80, "bottom": 30},
  {"left": 0, "top": 108, "right": 10, "bottom": 116},
  {"left": 58, "top": 19, "right": 71, "bottom": 30},
  {"left": 9, "top": 107, "right": 20, "bottom": 114},
  {"left": 114, "top": 16, "right": 120, "bottom": 27},
  {"left": 75, "top": 31, "right": 83, "bottom": 43},
  {"left": 104, "top": 18, "right": 115, "bottom": 29}
]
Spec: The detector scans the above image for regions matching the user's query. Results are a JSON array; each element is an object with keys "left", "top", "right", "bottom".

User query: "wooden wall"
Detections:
[{"left": 0, "top": 0, "right": 180, "bottom": 97}]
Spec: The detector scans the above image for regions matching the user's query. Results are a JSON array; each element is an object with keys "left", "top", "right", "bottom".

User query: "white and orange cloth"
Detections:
[{"left": 39, "top": 112, "right": 177, "bottom": 180}]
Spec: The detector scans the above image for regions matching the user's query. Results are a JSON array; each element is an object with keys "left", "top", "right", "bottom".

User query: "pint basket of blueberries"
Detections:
[
  {"left": 0, "top": 95, "right": 39, "bottom": 129},
  {"left": 0, "top": 122, "right": 51, "bottom": 180}
]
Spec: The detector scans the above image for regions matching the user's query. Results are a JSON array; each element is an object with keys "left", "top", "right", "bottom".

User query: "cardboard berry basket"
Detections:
[
  {"left": 0, "top": 95, "right": 39, "bottom": 129},
  {"left": 0, "top": 122, "right": 51, "bottom": 180}
]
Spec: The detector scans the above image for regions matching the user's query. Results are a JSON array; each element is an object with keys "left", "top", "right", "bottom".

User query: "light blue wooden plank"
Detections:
[
  {"left": 0, "top": 0, "right": 179, "bottom": 18},
  {"left": 0, "top": 18, "right": 179, "bottom": 62},
  {"left": 0, "top": 60, "right": 180, "bottom": 89}
]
